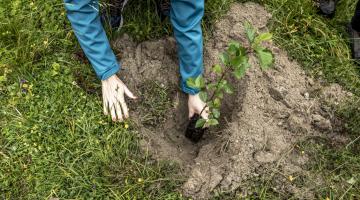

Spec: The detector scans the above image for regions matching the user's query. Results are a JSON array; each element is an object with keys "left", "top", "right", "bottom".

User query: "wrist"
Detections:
[
  {"left": 188, "top": 93, "right": 199, "bottom": 99},
  {"left": 102, "top": 74, "right": 117, "bottom": 83}
]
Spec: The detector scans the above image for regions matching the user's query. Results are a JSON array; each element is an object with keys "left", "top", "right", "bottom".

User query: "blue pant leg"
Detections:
[
  {"left": 170, "top": 0, "right": 205, "bottom": 95},
  {"left": 64, "top": 0, "right": 120, "bottom": 80}
]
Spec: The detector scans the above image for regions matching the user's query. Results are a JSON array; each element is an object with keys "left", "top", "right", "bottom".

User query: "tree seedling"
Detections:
[{"left": 185, "top": 22, "right": 274, "bottom": 142}]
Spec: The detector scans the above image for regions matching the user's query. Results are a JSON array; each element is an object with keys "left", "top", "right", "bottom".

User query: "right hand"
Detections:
[
  {"left": 188, "top": 93, "right": 209, "bottom": 120},
  {"left": 101, "top": 74, "right": 137, "bottom": 122}
]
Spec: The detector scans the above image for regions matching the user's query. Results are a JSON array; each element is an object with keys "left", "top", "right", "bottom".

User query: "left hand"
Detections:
[
  {"left": 188, "top": 93, "right": 209, "bottom": 119},
  {"left": 101, "top": 74, "right": 137, "bottom": 122}
]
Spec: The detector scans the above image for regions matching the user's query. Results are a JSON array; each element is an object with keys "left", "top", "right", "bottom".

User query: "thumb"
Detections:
[
  {"left": 200, "top": 106, "right": 209, "bottom": 120},
  {"left": 200, "top": 112, "right": 209, "bottom": 120},
  {"left": 124, "top": 85, "right": 137, "bottom": 99}
]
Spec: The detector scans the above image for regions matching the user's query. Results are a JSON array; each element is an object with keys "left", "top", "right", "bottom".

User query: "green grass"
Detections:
[
  {"left": 137, "top": 81, "right": 173, "bottom": 127},
  {"left": 0, "top": 0, "right": 183, "bottom": 199},
  {"left": 1, "top": 0, "right": 360, "bottom": 199}
]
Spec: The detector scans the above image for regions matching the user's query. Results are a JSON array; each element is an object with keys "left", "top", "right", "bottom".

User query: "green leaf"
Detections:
[
  {"left": 220, "top": 80, "right": 228, "bottom": 88},
  {"left": 52, "top": 62, "right": 61, "bottom": 71},
  {"left": 255, "top": 32, "right": 272, "bottom": 43},
  {"left": 233, "top": 59, "right": 250, "bottom": 79},
  {"left": 220, "top": 52, "right": 230, "bottom": 65},
  {"left": 255, "top": 48, "right": 274, "bottom": 70},
  {"left": 238, "top": 46, "right": 247, "bottom": 56},
  {"left": 244, "top": 21, "right": 256, "bottom": 43},
  {"left": 195, "top": 118, "right": 207, "bottom": 128},
  {"left": 214, "top": 98, "right": 221, "bottom": 108},
  {"left": 212, "top": 108, "right": 220, "bottom": 118},
  {"left": 207, "top": 101, "right": 214, "bottom": 109},
  {"left": 215, "top": 91, "right": 224, "bottom": 99},
  {"left": 199, "top": 91, "right": 208, "bottom": 102},
  {"left": 223, "top": 83, "right": 234, "bottom": 94},
  {"left": 205, "top": 119, "right": 219, "bottom": 127},
  {"left": 231, "top": 52, "right": 248, "bottom": 67},
  {"left": 195, "top": 76, "right": 205, "bottom": 89},
  {"left": 50, "top": 70, "right": 59, "bottom": 76},
  {"left": 212, "top": 64, "right": 222, "bottom": 75},
  {"left": 186, "top": 77, "right": 197, "bottom": 88},
  {"left": 229, "top": 41, "right": 240, "bottom": 49},
  {"left": 208, "top": 83, "right": 217, "bottom": 90},
  {"left": 228, "top": 42, "right": 240, "bottom": 55},
  {"left": 230, "top": 56, "right": 242, "bottom": 68}
]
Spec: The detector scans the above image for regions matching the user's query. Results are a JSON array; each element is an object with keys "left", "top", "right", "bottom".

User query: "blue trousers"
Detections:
[{"left": 64, "top": 0, "right": 204, "bottom": 95}]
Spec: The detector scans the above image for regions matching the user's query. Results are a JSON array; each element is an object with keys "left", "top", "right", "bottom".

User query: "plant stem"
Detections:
[{"left": 199, "top": 64, "right": 230, "bottom": 117}]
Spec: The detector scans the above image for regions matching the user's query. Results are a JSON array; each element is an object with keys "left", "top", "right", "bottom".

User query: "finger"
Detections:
[
  {"left": 124, "top": 85, "right": 137, "bottom": 99},
  {"left": 201, "top": 107, "right": 209, "bottom": 120},
  {"left": 115, "top": 101, "right": 123, "bottom": 122},
  {"left": 104, "top": 101, "right": 109, "bottom": 116},
  {"left": 116, "top": 90, "right": 129, "bottom": 119},
  {"left": 110, "top": 103, "right": 117, "bottom": 122},
  {"left": 120, "top": 99, "right": 129, "bottom": 119},
  {"left": 102, "top": 87, "right": 109, "bottom": 116}
]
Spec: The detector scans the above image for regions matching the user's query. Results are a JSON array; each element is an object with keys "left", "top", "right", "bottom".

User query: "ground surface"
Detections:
[
  {"left": 1, "top": 0, "right": 360, "bottom": 199},
  {"left": 113, "top": 3, "right": 352, "bottom": 199}
]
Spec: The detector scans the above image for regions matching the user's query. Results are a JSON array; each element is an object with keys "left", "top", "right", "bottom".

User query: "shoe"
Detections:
[
  {"left": 156, "top": 0, "right": 171, "bottom": 21},
  {"left": 348, "top": 24, "right": 360, "bottom": 62},
  {"left": 318, "top": 0, "right": 337, "bottom": 18},
  {"left": 101, "top": 0, "right": 129, "bottom": 30}
]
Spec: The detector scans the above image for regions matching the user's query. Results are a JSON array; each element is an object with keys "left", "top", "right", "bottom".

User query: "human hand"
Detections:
[
  {"left": 188, "top": 93, "right": 209, "bottom": 120},
  {"left": 102, "top": 74, "right": 137, "bottom": 122}
]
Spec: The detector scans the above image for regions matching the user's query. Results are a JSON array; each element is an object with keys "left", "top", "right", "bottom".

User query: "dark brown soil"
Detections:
[{"left": 185, "top": 114, "right": 208, "bottom": 143}]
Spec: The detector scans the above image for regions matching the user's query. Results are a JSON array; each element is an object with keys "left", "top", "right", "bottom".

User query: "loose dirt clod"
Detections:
[{"left": 112, "top": 2, "right": 349, "bottom": 199}]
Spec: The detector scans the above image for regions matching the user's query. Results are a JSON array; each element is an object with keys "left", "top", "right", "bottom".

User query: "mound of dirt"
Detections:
[{"left": 112, "top": 2, "right": 349, "bottom": 199}]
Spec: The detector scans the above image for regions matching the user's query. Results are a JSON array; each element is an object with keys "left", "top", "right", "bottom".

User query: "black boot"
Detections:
[
  {"left": 156, "top": 0, "right": 171, "bottom": 21},
  {"left": 101, "top": 0, "right": 129, "bottom": 30},
  {"left": 349, "top": 1, "right": 360, "bottom": 61},
  {"left": 348, "top": 24, "right": 360, "bottom": 62},
  {"left": 318, "top": 0, "right": 337, "bottom": 18}
]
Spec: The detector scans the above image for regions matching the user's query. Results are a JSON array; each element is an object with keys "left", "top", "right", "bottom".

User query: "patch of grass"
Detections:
[
  {"left": 112, "top": 0, "right": 234, "bottom": 41},
  {"left": 138, "top": 81, "right": 173, "bottom": 127},
  {"left": 297, "top": 137, "right": 360, "bottom": 199},
  {"left": 0, "top": 0, "right": 183, "bottom": 199}
]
